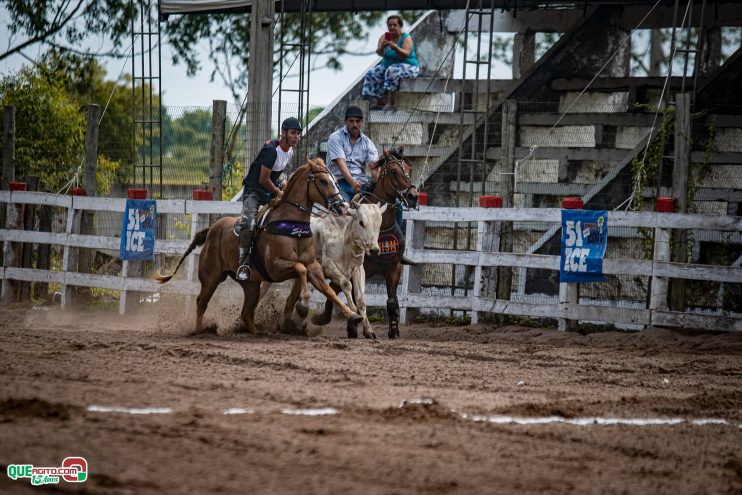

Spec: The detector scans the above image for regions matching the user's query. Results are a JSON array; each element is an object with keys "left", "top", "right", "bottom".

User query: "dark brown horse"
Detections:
[
  {"left": 312, "top": 148, "right": 418, "bottom": 338},
  {"left": 155, "top": 158, "right": 363, "bottom": 334}
]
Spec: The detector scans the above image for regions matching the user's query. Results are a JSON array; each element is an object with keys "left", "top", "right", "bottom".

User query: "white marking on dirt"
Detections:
[
  {"left": 280, "top": 407, "right": 338, "bottom": 416},
  {"left": 399, "top": 398, "right": 435, "bottom": 408},
  {"left": 690, "top": 418, "right": 729, "bottom": 426},
  {"left": 223, "top": 408, "right": 256, "bottom": 415},
  {"left": 87, "top": 405, "right": 173, "bottom": 415},
  {"left": 462, "top": 414, "right": 731, "bottom": 427}
]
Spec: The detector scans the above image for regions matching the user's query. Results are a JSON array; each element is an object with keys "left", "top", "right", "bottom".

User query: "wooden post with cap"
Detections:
[
  {"left": 558, "top": 197, "right": 583, "bottom": 332},
  {"left": 77, "top": 104, "right": 100, "bottom": 303},
  {"left": 1, "top": 182, "right": 26, "bottom": 304}
]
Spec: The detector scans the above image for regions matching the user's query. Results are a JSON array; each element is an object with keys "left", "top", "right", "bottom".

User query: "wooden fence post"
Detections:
[
  {"left": 2, "top": 182, "right": 26, "bottom": 304},
  {"left": 558, "top": 197, "right": 583, "bottom": 332},
  {"left": 20, "top": 175, "right": 38, "bottom": 301},
  {"left": 650, "top": 197, "right": 674, "bottom": 317},
  {"left": 400, "top": 215, "right": 426, "bottom": 325},
  {"left": 474, "top": 195, "right": 502, "bottom": 324},
  {"left": 209, "top": 101, "right": 226, "bottom": 201},
  {"left": 497, "top": 100, "right": 516, "bottom": 302},
  {"left": 34, "top": 205, "right": 53, "bottom": 300},
  {"left": 669, "top": 93, "right": 691, "bottom": 311},
  {"left": 1, "top": 106, "right": 16, "bottom": 279},
  {"left": 119, "top": 188, "right": 147, "bottom": 314},
  {"left": 61, "top": 189, "right": 84, "bottom": 309},
  {"left": 208, "top": 100, "right": 227, "bottom": 226},
  {"left": 185, "top": 190, "right": 212, "bottom": 311},
  {"left": 78, "top": 104, "right": 100, "bottom": 293}
]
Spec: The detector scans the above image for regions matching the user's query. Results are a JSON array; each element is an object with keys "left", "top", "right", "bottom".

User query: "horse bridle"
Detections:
[
  {"left": 377, "top": 156, "right": 417, "bottom": 209},
  {"left": 283, "top": 165, "right": 345, "bottom": 214}
]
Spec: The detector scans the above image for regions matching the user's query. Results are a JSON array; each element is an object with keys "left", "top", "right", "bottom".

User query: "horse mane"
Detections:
[
  {"left": 375, "top": 147, "right": 411, "bottom": 174},
  {"left": 269, "top": 158, "right": 328, "bottom": 208}
]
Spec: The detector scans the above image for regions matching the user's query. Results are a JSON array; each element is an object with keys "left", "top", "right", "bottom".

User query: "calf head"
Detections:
[{"left": 348, "top": 203, "right": 386, "bottom": 255}]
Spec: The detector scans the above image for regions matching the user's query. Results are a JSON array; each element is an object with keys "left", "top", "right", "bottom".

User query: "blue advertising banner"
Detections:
[
  {"left": 120, "top": 199, "right": 157, "bottom": 261},
  {"left": 560, "top": 209, "right": 608, "bottom": 283}
]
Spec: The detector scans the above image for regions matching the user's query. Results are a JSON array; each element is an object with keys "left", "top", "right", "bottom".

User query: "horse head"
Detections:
[
  {"left": 374, "top": 146, "right": 419, "bottom": 209},
  {"left": 283, "top": 158, "right": 348, "bottom": 215}
]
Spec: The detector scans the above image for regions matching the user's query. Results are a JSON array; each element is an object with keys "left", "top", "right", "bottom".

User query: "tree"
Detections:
[
  {"left": 2, "top": 1, "right": 386, "bottom": 106},
  {"left": 0, "top": 0, "right": 133, "bottom": 63},
  {"left": 0, "top": 65, "right": 85, "bottom": 191},
  {"left": 37, "top": 50, "right": 172, "bottom": 187},
  {"left": 164, "top": 11, "right": 384, "bottom": 104}
]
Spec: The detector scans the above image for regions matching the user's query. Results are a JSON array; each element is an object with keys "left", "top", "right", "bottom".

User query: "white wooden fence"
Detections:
[
  {"left": 400, "top": 207, "right": 742, "bottom": 331},
  {"left": 1, "top": 190, "right": 741, "bottom": 331}
]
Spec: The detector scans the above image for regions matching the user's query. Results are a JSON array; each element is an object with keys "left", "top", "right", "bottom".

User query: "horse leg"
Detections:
[
  {"left": 352, "top": 266, "right": 376, "bottom": 340},
  {"left": 239, "top": 280, "right": 262, "bottom": 334},
  {"left": 283, "top": 278, "right": 312, "bottom": 335},
  {"left": 283, "top": 278, "right": 302, "bottom": 324},
  {"left": 196, "top": 272, "right": 227, "bottom": 334},
  {"left": 306, "top": 261, "right": 363, "bottom": 333},
  {"left": 268, "top": 260, "right": 312, "bottom": 330},
  {"left": 292, "top": 264, "right": 311, "bottom": 320},
  {"left": 311, "top": 281, "right": 340, "bottom": 325},
  {"left": 385, "top": 263, "right": 403, "bottom": 339}
]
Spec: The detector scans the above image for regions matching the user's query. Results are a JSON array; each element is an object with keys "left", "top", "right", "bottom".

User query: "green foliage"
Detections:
[
  {"left": 222, "top": 159, "right": 244, "bottom": 200},
  {"left": 43, "top": 51, "right": 137, "bottom": 167},
  {"left": 164, "top": 108, "right": 211, "bottom": 184},
  {"left": 96, "top": 155, "right": 121, "bottom": 196},
  {"left": 306, "top": 106, "right": 325, "bottom": 127},
  {"left": 0, "top": 0, "right": 134, "bottom": 62},
  {"left": 630, "top": 106, "right": 674, "bottom": 213},
  {"left": 630, "top": 106, "right": 674, "bottom": 259},
  {"left": 687, "top": 118, "right": 715, "bottom": 213},
  {"left": 0, "top": 66, "right": 85, "bottom": 191}
]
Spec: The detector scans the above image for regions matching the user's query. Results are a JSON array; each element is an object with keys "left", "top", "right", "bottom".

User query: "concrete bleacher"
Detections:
[{"left": 304, "top": 5, "right": 742, "bottom": 217}]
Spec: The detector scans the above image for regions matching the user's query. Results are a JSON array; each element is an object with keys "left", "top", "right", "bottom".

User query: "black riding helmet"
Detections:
[{"left": 281, "top": 117, "right": 303, "bottom": 132}]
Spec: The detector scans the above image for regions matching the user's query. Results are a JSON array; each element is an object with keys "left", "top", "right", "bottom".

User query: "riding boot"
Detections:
[{"left": 236, "top": 228, "right": 253, "bottom": 281}]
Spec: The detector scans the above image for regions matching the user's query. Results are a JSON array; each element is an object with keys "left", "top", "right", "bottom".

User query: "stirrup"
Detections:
[{"left": 236, "top": 264, "right": 251, "bottom": 281}]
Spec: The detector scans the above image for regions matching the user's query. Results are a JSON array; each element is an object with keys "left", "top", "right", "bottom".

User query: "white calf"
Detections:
[{"left": 311, "top": 203, "right": 385, "bottom": 338}]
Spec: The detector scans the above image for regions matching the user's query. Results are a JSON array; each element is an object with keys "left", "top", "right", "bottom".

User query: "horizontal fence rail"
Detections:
[
  {"left": 0, "top": 191, "right": 740, "bottom": 331},
  {"left": 400, "top": 207, "right": 742, "bottom": 332}
]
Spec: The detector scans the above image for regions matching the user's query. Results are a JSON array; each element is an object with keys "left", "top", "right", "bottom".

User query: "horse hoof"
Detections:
[
  {"left": 365, "top": 332, "right": 377, "bottom": 340},
  {"left": 295, "top": 302, "right": 309, "bottom": 318},
  {"left": 388, "top": 327, "right": 400, "bottom": 339},
  {"left": 346, "top": 322, "right": 358, "bottom": 339},
  {"left": 311, "top": 312, "right": 332, "bottom": 325}
]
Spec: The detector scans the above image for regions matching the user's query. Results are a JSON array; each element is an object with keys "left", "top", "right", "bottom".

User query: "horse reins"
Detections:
[
  {"left": 372, "top": 155, "right": 418, "bottom": 210},
  {"left": 281, "top": 165, "right": 345, "bottom": 215}
]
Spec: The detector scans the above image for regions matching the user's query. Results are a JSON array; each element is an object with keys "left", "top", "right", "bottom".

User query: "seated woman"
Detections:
[{"left": 362, "top": 15, "right": 420, "bottom": 112}]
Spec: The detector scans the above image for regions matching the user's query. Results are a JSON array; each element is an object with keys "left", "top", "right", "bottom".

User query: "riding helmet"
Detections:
[{"left": 281, "top": 117, "right": 303, "bottom": 131}]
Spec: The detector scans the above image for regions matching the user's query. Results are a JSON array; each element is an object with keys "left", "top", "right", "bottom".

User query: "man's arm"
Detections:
[
  {"left": 334, "top": 158, "right": 361, "bottom": 193},
  {"left": 327, "top": 133, "right": 361, "bottom": 192},
  {"left": 259, "top": 165, "right": 283, "bottom": 198},
  {"left": 367, "top": 140, "right": 380, "bottom": 181}
]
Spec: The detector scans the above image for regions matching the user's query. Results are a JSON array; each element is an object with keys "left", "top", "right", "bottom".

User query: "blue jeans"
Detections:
[{"left": 338, "top": 178, "right": 373, "bottom": 202}]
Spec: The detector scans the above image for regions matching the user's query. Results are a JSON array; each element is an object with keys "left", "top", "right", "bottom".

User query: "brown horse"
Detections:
[
  {"left": 155, "top": 158, "right": 363, "bottom": 334},
  {"left": 312, "top": 148, "right": 418, "bottom": 338}
]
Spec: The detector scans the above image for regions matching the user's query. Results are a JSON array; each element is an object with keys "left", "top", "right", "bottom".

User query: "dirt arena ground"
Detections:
[{"left": 1, "top": 295, "right": 741, "bottom": 494}]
